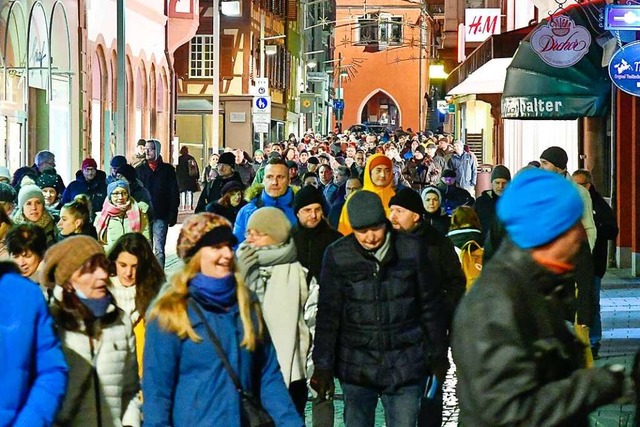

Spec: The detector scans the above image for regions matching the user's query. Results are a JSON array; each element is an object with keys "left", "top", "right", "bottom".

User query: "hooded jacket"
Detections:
[
  {"left": 232, "top": 184, "right": 297, "bottom": 244},
  {"left": 337, "top": 153, "right": 396, "bottom": 235},
  {"left": 135, "top": 140, "right": 179, "bottom": 224}
]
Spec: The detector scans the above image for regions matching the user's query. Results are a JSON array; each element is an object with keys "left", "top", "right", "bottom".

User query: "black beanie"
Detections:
[
  {"left": 347, "top": 190, "right": 387, "bottom": 230},
  {"left": 442, "top": 169, "right": 456, "bottom": 178},
  {"left": 294, "top": 185, "right": 325, "bottom": 214},
  {"left": 491, "top": 165, "right": 512, "bottom": 182},
  {"left": 218, "top": 152, "right": 236, "bottom": 167},
  {"left": 540, "top": 146, "right": 568, "bottom": 170},
  {"left": 389, "top": 188, "right": 426, "bottom": 215},
  {"left": 0, "top": 182, "right": 16, "bottom": 203},
  {"left": 118, "top": 164, "right": 137, "bottom": 183}
]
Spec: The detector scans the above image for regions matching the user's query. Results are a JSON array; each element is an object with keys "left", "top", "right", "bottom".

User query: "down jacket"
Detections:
[
  {"left": 0, "top": 273, "right": 68, "bottom": 427},
  {"left": 50, "top": 290, "right": 140, "bottom": 427},
  {"left": 313, "top": 228, "right": 448, "bottom": 391},
  {"left": 452, "top": 240, "right": 623, "bottom": 426}
]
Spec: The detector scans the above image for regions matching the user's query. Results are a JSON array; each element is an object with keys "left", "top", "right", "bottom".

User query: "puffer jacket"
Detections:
[
  {"left": 50, "top": 290, "right": 140, "bottom": 427},
  {"left": 452, "top": 240, "right": 623, "bottom": 427},
  {"left": 313, "top": 228, "right": 448, "bottom": 391},
  {"left": 60, "top": 170, "right": 108, "bottom": 216},
  {"left": 135, "top": 156, "right": 179, "bottom": 225}
]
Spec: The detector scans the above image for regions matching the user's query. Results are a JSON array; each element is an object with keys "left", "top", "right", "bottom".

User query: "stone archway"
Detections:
[{"left": 358, "top": 89, "right": 402, "bottom": 131}]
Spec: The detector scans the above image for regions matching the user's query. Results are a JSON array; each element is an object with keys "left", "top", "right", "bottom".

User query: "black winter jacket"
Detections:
[
  {"left": 135, "top": 157, "right": 179, "bottom": 224},
  {"left": 589, "top": 186, "right": 618, "bottom": 278},
  {"left": 474, "top": 189, "right": 498, "bottom": 237},
  {"left": 412, "top": 222, "right": 465, "bottom": 327},
  {"left": 195, "top": 172, "right": 243, "bottom": 213},
  {"left": 60, "top": 170, "right": 108, "bottom": 216},
  {"left": 313, "top": 229, "right": 448, "bottom": 391},
  {"left": 292, "top": 219, "right": 342, "bottom": 282},
  {"left": 452, "top": 240, "right": 622, "bottom": 426}
]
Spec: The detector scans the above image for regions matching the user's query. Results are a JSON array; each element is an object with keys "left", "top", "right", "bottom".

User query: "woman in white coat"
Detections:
[{"left": 43, "top": 235, "right": 140, "bottom": 427}]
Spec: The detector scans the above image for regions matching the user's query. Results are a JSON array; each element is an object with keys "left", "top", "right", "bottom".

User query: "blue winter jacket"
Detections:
[
  {"left": 142, "top": 295, "right": 303, "bottom": 427},
  {"left": 0, "top": 274, "right": 68, "bottom": 427},
  {"left": 233, "top": 187, "right": 297, "bottom": 244}
]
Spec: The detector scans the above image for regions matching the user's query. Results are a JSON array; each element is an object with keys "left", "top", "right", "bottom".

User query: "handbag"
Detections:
[{"left": 190, "top": 301, "right": 275, "bottom": 427}]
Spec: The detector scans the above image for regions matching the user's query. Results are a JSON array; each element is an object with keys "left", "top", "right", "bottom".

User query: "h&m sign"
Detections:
[{"left": 465, "top": 8, "right": 501, "bottom": 42}]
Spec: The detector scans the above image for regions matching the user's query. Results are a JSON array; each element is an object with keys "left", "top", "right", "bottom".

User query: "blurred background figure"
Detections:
[{"left": 176, "top": 146, "right": 200, "bottom": 211}]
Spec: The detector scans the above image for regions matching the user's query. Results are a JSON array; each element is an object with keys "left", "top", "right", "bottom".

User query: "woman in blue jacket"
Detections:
[{"left": 143, "top": 213, "right": 303, "bottom": 427}]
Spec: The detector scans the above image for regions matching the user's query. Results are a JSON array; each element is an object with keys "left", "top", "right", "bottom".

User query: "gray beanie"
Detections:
[
  {"left": 347, "top": 190, "right": 386, "bottom": 230},
  {"left": 247, "top": 207, "right": 291, "bottom": 244},
  {"left": 0, "top": 183, "right": 16, "bottom": 203},
  {"left": 18, "top": 184, "right": 45, "bottom": 209}
]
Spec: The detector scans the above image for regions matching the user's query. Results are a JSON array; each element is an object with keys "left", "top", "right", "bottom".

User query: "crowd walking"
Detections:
[{"left": 0, "top": 130, "right": 636, "bottom": 427}]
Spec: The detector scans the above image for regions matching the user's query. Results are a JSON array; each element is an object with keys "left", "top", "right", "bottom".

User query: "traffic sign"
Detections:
[
  {"left": 254, "top": 78, "right": 269, "bottom": 96},
  {"left": 253, "top": 96, "right": 271, "bottom": 113},
  {"left": 333, "top": 99, "right": 344, "bottom": 110},
  {"left": 254, "top": 122, "right": 269, "bottom": 133}
]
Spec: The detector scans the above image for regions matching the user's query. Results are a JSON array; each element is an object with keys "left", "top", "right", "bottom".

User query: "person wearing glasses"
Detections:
[{"left": 94, "top": 180, "right": 150, "bottom": 253}]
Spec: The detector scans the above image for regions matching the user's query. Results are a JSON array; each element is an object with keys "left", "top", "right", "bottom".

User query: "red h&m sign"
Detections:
[{"left": 465, "top": 8, "right": 501, "bottom": 42}]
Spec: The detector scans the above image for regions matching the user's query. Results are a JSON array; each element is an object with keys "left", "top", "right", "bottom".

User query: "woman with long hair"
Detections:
[
  {"left": 108, "top": 232, "right": 164, "bottom": 375},
  {"left": 205, "top": 181, "right": 246, "bottom": 225},
  {"left": 94, "top": 181, "right": 150, "bottom": 252},
  {"left": 57, "top": 195, "right": 97, "bottom": 240},
  {"left": 43, "top": 236, "right": 140, "bottom": 426},
  {"left": 142, "top": 213, "right": 302, "bottom": 426},
  {"left": 446, "top": 206, "right": 483, "bottom": 250}
]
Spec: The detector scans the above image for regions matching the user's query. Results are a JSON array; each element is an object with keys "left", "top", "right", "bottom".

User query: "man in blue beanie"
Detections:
[{"left": 451, "top": 169, "right": 625, "bottom": 427}]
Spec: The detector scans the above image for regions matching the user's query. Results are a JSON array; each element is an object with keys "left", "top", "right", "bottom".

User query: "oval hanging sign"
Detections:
[{"left": 609, "top": 41, "right": 640, "bottom": 97}]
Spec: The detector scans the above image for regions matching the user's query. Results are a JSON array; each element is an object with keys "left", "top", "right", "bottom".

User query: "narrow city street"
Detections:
[{"left": 163, "top": 214, "right": 640, "bottom": 426}]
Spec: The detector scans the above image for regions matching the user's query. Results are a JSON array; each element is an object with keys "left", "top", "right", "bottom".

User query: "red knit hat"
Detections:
[{"left": 82, "top": 158, "right": 98, "bottom": 170}]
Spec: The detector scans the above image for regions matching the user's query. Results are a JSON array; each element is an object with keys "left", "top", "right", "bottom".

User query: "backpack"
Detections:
[
  {"left": 458, "top": 240, "right": 483, "bottom": 291},
  {"left": 188, "top": 159, "right": 199, "bottom": 177}
]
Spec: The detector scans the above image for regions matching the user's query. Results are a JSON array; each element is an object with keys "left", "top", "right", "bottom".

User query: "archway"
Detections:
[
  {"left": 90, "top": 45, "right": 108, "bottom": 164},
  {"left": 149, "top": 63, "right": 156, "bottom": 135},
  {"left": 358, "top": 89, "right": 402, "bottom": 131}
]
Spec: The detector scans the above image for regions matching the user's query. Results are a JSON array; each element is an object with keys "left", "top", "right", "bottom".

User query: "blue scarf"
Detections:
[
  {"left": 76, "top": 290, "right": 113, "bottom": 318},
  {"left": 189, "top": 273, "right": 237, "bottom": 308}
]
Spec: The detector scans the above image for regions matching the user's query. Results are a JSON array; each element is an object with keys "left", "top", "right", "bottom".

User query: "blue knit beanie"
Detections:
[
  {"left": 497, "top": 169, "right": 583, "bottom": 249},
  {"left": 107, "top": 180, "right": 130, "bottom": 198}
]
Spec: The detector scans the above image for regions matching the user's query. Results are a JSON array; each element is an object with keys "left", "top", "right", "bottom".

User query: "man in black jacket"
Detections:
[
  {"left": 573, "top": 169, "right": 619, "bottom": 359},
  {"left": 136, "top": 139, "right": 179, "bottom": 269},
  {"left": 388, "top": 188, "right": 465, "bottom": 427},
  {"left": 311, "top": 190, "right": 448, "bottom": 427},
  {"left": 291, "top": 185, "right": 341, "bottom": 427},
  {"left": 452, "top": 169, "right": 624, "bottom": 427}
]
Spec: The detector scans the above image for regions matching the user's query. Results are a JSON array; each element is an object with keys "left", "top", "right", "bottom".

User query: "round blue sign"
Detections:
[{"left": 609, "top": 41, "right": 640, "bottom": 97}]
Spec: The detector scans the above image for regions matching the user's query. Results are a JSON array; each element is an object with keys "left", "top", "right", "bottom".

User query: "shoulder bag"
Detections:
[{"left": 189, "top": 300, "right": 275, "bottom": 427}]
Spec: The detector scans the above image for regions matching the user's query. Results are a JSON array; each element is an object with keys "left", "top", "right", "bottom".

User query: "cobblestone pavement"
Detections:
[{"left": 163, "top": 219, "right": 639, "bottom": 426}]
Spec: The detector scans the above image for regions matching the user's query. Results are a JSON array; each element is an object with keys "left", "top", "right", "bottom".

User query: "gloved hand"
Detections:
[
  {"left": 432, "top": 355, "right": 450, "bottom": 384},
  {"left": 236, "top": 245, "right": 259, "bottom": 280},
  {"left": 310, "top": 369, "right": 334, "bottom": 401}
]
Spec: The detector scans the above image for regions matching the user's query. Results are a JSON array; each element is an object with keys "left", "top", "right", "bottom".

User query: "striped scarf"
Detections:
[{"left": 94, "top": 199, "right": 142, "bottom": 243}]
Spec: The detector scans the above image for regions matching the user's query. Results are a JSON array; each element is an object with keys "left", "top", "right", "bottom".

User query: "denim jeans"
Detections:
[
  {"left": 152, "top": 219, "right": 169, "bottom": 269},
  {"left": 341, "top": 382, "right": 423, "bottom": 427},
  {"left": 590, "top": 275, "right": 603, "bottom": 348}
]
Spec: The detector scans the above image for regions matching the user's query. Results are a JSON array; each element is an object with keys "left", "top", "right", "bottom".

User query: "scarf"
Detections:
[
  {"left": 94, "top": 199, "right": 142, "bottom": 242},
  {"left": 373, "top": 231, "right": 392, "bottom": 263},
  {"left": 76, "top": 290, "right": 113, "bottom": 318},
  {"left": 148, "top": 159, "right": 159, "bottom": 171},
  {"left": 189, "top": 273, "right": 237, "bottom": 308},
  {"left": 242, "top": 238, "right": 309, "bottom": 384}
]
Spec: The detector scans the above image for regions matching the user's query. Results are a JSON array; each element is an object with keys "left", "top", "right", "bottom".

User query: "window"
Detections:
[
  {"left": 356, "top": 14, "right": 403, "bottom": 46},
  {"left": 189, "top": 35, "right": 215, "bottom": 78}
]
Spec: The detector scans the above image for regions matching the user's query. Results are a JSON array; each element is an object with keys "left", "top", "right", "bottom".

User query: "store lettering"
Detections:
[
  {"left": 504, "top": 98, "right": 564, "bottom": 117},
  {"left": 539, "top": 31, "right": 588, "bottom": 53}
]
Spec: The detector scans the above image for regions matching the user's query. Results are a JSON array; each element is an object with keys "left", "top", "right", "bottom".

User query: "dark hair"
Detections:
[
  {"left": 283, "top": 148, "right": 297, "bottom": 161},
  {"left": 218, "top": 188, "right": 244, "bottom": 208},
  {"left": 108, "top": 233, "right": 164, "bottom": 315},
  {"left": 302, "top": 172, "right": 318, "bottom": 181},
  {"left": 266, "top": 158, "right": 288, "bottom": 167},
  {"left": 5, "top": 223, "right": 48, "bottom": 258},
  {"left": 0, "top": 204, "right": 12, "bottom": 227},
  {"left": 11, "top": 166, "right": 37, "bottom": 191},
  {"left": 61, "top": 195, "right": 92, "bottom": 229}
]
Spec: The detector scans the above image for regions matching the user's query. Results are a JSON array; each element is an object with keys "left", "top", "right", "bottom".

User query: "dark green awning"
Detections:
[{"left": 502, "top": 0, "right": 610, "bottom": 119}]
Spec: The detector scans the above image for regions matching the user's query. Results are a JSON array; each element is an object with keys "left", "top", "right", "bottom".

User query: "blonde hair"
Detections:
[
  {"left": 449, "top": 206, "right": 482, "bottom": 231},
  {"left": 148, "top": 213, "right": 263, "bottom": 350}
]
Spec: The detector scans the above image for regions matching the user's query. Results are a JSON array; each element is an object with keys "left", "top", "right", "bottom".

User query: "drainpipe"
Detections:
[{"left": 164, "top": 0, "right": 176, "bottom": 162}]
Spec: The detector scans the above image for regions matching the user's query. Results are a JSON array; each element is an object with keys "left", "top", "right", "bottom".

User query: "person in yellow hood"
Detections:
[{"left": 338, "top": 153, "right": 395, "bottom": 235}]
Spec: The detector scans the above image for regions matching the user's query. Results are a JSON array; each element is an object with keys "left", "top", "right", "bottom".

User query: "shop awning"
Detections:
[
  {"left": 446, "top": 25, "right": 534, "bottom": 96},
  {"left": 501, "top": 0, "right": 610, "bottom": 119},
  {"left": 177, "top": 98, "right": 214, "bottom": 113}
]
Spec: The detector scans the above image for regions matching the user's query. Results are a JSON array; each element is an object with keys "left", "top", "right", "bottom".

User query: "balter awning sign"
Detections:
[
  {"left": 502, "top": 0, "right": 610, "bottom": 120},
  {"left": 608, "top": 41, "right": 640, "bottom": 97}
]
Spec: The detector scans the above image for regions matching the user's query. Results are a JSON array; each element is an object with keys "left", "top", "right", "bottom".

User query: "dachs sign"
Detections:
[
  {"left": 465, "top": 8, "right": 501, "bottom": 42},
  {"left": 608, "top": 41, "right": 640, "bottom": 97},
  {"left": 530, "top": 15, "right": 591, "bottom": 68}
]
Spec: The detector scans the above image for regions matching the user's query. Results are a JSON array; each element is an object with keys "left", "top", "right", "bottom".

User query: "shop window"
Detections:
[
  {"left": 356, "top": 14, "right": 403, "bottom": 46},
  {"left": 189, "top": 35, "right": 215, "bottom": 78}
]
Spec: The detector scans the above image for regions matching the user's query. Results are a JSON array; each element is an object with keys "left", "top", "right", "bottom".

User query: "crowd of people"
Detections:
[{"left": 0, "top": 127, "right": 633, "bottom": 427}]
